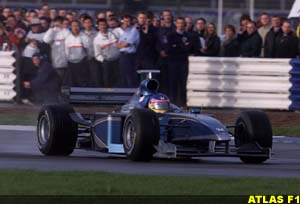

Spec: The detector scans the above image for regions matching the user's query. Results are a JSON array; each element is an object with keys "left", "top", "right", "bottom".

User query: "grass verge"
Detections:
[
  {"left": 272, "top": 126, "right": 300, "bottom": 137},
  {"left": 0, "top": 113, "right": 37, "bottom": 126},
  {"left": 0, "top": 170, "right": 299, "bottom": 195}
]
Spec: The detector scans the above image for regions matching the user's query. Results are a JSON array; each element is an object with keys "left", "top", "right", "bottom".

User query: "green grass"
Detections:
[
  {"left": 273, "top": 127, "right": 300, "bottom": 137},
  {"left": 0, "top": 113, "right": 37, "bottom": 126},
  {"left": 0, "top": 170, "right": 299, "bottom": 195}
]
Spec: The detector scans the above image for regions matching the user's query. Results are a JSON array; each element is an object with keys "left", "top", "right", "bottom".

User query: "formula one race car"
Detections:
[{"left": 37, "top": 70, "right": 272, "bottom": 164}]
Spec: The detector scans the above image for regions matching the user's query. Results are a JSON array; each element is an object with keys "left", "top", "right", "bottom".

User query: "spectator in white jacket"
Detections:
[
  {"left": 21, "top": 18, "right": 47, "bottom": 101},
  {"left": 94, "top": 18, "right": 120, "bottom": 87},
  {"left": 82, "top": 15, "right": 98, "bottom": 87},
  {"left": 43, "top": 16, "right": 70, "bottom": 85},
  {"left": 23, "top": 19, "right": 46, "bottom": 58},
  {"left": 65, "top": 20, "right": 89, "bottom": 87}
]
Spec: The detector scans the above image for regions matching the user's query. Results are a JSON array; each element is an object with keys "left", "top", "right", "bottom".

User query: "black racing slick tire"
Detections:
[
  {"left": 122, "top": 109, "right": 160, "bottom": 161},
  {"left": 234, "top": 111, "right": 273, "bottom": 164},
  {"left": 37, "top": 105, "right": 78, "bottom": 156}
]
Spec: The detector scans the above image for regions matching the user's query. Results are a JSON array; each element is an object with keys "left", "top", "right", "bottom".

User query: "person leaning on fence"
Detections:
[
  {"left": 192, "top": 17, "right": 206, "bottom": 56},
  {"left": 264, "top": 15, "right": 282, "bottom": 58},
  {"left": 65, "top": 20, "right": 89, "bottom": 87},
  {"left": 94, "top": 18, "right": 120, "bottom": 88},
  {"left": 23, "top": 53, "right": 60, "bottom": 104},
  {"left": 200, "top": 23, "right": 220, "bottom": 57},
  {"left": 220, "top": 24, "right": 240, "bottom": 57},
  {"left": 239, "top": 21, "right": 262, "bottom": 57},
  {"left": 237, "top": 14, "right": 252, "bottom": 44},
  {"left": 257, "top": 13, "right": 272, "bottom": 57},
  {"left": 273, "top": 21, "right": 299, "bottom": 58},
  {"left": 43, "top": 16, "right": 70, "bottom": 85}
]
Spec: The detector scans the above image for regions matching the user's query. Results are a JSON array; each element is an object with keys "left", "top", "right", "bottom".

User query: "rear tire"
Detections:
[
  {"left": 122, "top": 109, "right": 160, "bottom": 161},
  {"left": 37, "top": 105, "right": 78, "bottom": 156},
  {"left": 234, "top": 111, "right": 272, "bottom": 164}
]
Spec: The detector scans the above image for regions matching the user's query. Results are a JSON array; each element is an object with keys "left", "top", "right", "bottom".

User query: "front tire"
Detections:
[
  {"left": 234, "top": 111, "right": 272, "bottom": 164},
  {"left": 122, "top": 109, "right": 160, "bottom": 161},
  {"left": 37, "top": 105, "right": 78, "bottom": 156}
]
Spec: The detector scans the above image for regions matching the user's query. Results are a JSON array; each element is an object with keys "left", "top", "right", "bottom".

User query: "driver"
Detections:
[{"left": 145, "top": 93, "right": 170, "bottom": 113}]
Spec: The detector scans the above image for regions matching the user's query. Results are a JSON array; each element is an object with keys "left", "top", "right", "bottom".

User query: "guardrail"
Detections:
[
  {"left": 0, "top": 51, "right": 17, "bottom": 102},
  {"left": 187, "top": 57, "right": 300, "bottom": 110},
  {"left": 1, "top": 52, "right": 300, "bottom": 110}
]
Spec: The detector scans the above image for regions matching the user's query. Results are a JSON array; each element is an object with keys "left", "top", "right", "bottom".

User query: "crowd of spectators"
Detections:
[{"left": 0, "top": 5, "right": 299, "bottom": 106}]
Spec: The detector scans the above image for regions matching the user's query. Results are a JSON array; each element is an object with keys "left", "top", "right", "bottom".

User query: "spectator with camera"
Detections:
[{"left": 136, "top": 11, "right": 158, "bottom": 70}]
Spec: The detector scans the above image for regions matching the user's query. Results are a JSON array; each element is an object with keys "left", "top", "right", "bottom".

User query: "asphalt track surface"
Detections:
[{"left": 1, "top": 128, "right": 300, "bottom": 178}]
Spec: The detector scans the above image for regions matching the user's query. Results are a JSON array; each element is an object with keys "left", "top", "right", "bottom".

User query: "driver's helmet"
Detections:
[{"left": 148, "top": 93, "right": 170, "bottom": 113}]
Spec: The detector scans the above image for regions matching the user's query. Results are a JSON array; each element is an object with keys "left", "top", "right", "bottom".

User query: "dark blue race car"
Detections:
[{"left": 36, "top": 70, "right": 273, "bottom": 164}]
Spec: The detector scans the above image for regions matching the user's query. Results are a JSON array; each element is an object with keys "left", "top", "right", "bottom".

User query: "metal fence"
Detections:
[
  {"left": 0, "top": 51, "right": 17, "bottom": 102},
  {"left": 187, "top": 57, "right": 300, "bottom": 110},
  {"left": 1, "top": 51, "right": 300, "bottom": 112}
]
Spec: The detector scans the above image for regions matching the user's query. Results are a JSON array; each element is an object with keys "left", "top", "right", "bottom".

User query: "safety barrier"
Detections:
[
  {"left": 187, "top": 57, "right": 300, "bottom": 110},
  {"left": 0, "top": 51, "right": 17, "bottom": 101}
]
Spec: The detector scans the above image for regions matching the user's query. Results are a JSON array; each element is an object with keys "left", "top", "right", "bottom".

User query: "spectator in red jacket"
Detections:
[{"left": 0, "top": 23, "right": 19, "bottom": 51}]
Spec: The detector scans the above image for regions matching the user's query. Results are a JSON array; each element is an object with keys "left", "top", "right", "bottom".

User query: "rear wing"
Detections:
[{"left": 61, "top": 87, "right": 137, "bottom": 105}]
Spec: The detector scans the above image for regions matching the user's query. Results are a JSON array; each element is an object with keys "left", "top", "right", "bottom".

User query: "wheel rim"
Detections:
[
  {"left": 124, "top": 119, "right": 136, "bottom": 152},
  {"left": 38, "top": 115, "right": 50, "bottom": 146}
]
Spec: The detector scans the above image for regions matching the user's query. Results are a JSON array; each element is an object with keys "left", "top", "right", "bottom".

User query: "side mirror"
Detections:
[{"left": 190, "top": 108, "right": 201, "bottom": 114}]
